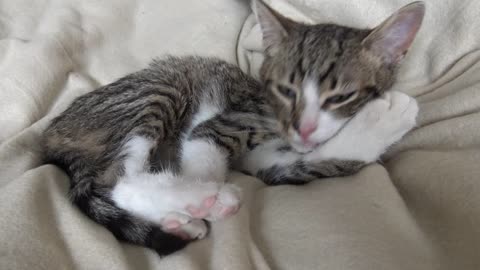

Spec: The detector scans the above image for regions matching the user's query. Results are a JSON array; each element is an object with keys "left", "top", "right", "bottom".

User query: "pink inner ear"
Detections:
[
  {"left": 254, "top": 0, "right": 291, "bottom": 55},
  {"left": 383, "top": 12, "right": 423, "bottom": 58},
  {"left": 365, "top": 2, "right": 425, "bottom": 63}
]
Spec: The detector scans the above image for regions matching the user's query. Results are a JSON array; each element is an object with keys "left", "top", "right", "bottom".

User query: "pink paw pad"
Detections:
[
  {"left": 163, "top": 220, "right": 181, "bottom": 230},
  {"left": 184, "top": 185, "right": 242, "bottom": 222},
  {"left": 219, "top": 205, "right": 239, "bottom": 217},
  {"left": 186, "top": 206, "right": 208, "bottom": 218},
  {"left": 203, "top": 195, "right": 217, "bottom": 208},
  {"left": 186, "top": 195, "right": 217, "bottom": 219},
  {"left": 164, "top": 219, "right": 208, "bottom": 240}
]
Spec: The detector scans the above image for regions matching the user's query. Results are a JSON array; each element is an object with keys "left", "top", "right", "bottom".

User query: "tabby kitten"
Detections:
[{"left": 43, "top": 0, "right": 424, "bottom": 256}]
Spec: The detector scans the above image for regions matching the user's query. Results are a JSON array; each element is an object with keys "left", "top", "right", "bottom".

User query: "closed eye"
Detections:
[
  {"left": 277, "top": 86, "right": 297, "bottom": 100},
  {"left": 325, "top": 92, "right": 355, "bottom": 104}
]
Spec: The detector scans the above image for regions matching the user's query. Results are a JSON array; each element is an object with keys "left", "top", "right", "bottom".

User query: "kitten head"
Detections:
[{"left": 254, "top": 0, "right": 425, "bottom": 152}]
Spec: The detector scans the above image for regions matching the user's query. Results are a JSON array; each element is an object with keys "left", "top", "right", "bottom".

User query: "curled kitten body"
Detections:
[{"left": 43, "top": 0, "right": 424, "bottom": 256}]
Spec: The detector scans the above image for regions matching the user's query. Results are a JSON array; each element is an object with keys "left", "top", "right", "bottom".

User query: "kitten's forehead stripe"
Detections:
[
  {"left": 296, "top": 58, "right": 306, "bottom": 77},
  {"left": 298, "top": 29, "right": 310, "bottom": 64},
  {"left": 335, "top": 33, "right": 345, "bottom": 57},
  {"left": 289, "top": 72, "right": 295, "bottom": 84},
  {"left": 318, "top": 62, "right": 335, "bottom": 84},
  {"left": 365, "top": 86, "right": 380, "bottom": 97},
  {"left": 331, "top": 77, "right": 338, "bottom": 90},
  {"left": 299, "top": 29, "right": 308, "bottom": 55}
]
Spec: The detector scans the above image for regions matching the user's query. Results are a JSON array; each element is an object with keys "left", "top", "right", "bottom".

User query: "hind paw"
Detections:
[
  {"left": 161, "top": 212, "right": 193, "bottom": 230},
  {"left": 164, "top": 219, "right": 208, "bottom": 240},
  {"left": 186, "top": 184, "right": 242, "bottom": 221}
]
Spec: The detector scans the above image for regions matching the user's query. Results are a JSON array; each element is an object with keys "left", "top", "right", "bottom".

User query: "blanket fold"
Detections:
[{"left": 1, "top": 0, "right": 479, "bottom": 269}]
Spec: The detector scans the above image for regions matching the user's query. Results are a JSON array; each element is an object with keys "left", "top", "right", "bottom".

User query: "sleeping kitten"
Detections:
[
  {"left": 241, "top": 0, "right": 425, "bottom": 183},
  {"left": 43, "top": 0, "right": 424, "bottom": 256}
]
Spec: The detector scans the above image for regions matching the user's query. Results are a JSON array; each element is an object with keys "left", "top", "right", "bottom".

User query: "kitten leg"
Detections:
[
  {"left": 240, "top": 139, "right": 363, "bottom": 185},
  {"left": 181, "top": 111, "right": 277, "bottom": 181},
  {"left": 122, "top": 135, "right": 155, "bottom": 175},
  {"left": 179, "top": 113, "right": 264, "bottom": 220},
  {"left": 306, "top": 91, "right": 418, "bottom": 163},
  {"left": 113, "top": 136, "right": 238, "bottom": 228},
  {"left": 179, "top": 138, "right": 242, "bottom": 221},
  {"left": 180, "top": 138, "right": 229, "bottom": 183},
  {"left": 111, "top": 172, "right": 240, "bottom": 224},
  {"left": 239, "top": 139, "right": 301, "bottom": 175}
]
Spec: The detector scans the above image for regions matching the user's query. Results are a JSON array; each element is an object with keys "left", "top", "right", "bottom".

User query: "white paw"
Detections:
[
  {"left": 183, "top": 183, "right": 242, "bottom": 222},
  {"left": 238, "top": 139, "right": 301, "bottom": 174},
  {"left": 205, "top": 184, "right": 242, "bottom": 222},
  {"left": 182, "top": 219, "right": 208, "bottom": 240},
  {"left": 164, "top": 219, "right": 208, "bottom": 240},
  {"left": 161, "top": 212, "right": 193, "bottom": 230},
  {"left": 307, "top": 91, "right": 418, "bottom": 163},
  {"left": 355, "top": 91, "right": 418, "bottom": 139}
]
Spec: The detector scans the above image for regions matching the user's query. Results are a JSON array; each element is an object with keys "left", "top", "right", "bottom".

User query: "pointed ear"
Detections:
[
  {"left": 253, "top": 0, "right": 294, "bottom": 55},
  {"left": 363, "top": 1, "right": 425, "bottom": 64}
]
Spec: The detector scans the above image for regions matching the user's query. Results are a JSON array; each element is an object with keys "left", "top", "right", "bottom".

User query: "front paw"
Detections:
[
  {"left": 343, "top": 91, "right": 418, "bottom": 160},
  {"left": 358, "top": 91, "right": 418, "bottom": 139},
  {"left": 306, "top": 91, "right": 418, "bottom": 163}
]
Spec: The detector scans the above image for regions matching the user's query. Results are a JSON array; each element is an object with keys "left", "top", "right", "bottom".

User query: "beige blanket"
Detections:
[{"left": 1, "top": 0, "right": 479, "bottom": 269}]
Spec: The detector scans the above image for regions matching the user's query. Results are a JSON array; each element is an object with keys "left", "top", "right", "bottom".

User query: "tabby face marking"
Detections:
[
  {"left": 254, "top": 0, "right": 425, "bottom": 152},
  {"left": 283, "top": 79, "right": 349, "bottom": 152}
]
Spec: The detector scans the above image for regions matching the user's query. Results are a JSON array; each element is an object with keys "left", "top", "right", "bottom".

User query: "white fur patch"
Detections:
[
  {"left": 302, "top": 79, "right": 320, "bottom": 124},
  {"left": 309, "top": 110, "right": 348, "bottom": 144},
  {"left": 187, "top": 97, "right": 222, "bottom": 134},
  {"left": 180, "top": 139, "right": 228, "bottom": 182},
  {"left": 240, "top": 139, "right": 301, "bottom": 174},
  {"left": 292, "top": 79, "right": 348, "bottom": 148},
  {"left": 122, "top": 136, "right": 154, "bottom": 176},
  {"left": 181, "top": 95, "right": 227, "bottom": 181}
]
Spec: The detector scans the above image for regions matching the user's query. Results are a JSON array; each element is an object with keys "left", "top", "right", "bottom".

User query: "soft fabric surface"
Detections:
[{"left": 1, "top": 0, "right": 479, "bottom": 269}]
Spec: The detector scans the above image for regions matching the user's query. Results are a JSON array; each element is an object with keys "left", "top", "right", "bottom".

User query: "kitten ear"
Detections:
[
  {"left": 363, "top": 1, "right": 425, "bottom": 64},
  {"left": 253, "top": 0, "right": 294, "bottom": 56}
]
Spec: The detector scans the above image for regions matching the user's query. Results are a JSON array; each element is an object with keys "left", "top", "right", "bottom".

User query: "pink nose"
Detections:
[{"left": 299, "top": 123, "right": 317, "bottom": 141}]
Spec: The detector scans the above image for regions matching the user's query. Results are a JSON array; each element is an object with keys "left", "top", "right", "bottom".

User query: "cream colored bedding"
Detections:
[{"left": 1, "top": 0, "right": 480, "bottom": 269}]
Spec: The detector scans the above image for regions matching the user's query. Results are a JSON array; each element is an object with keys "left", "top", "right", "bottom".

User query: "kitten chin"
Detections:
[{"left": 289, "top": 140, "right": 319, "bottom": 154}]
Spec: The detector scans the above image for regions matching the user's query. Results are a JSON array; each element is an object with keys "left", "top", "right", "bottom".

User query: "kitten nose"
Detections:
[{"left": 299, "top": 123, "right": 317, "bottom": 141}]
